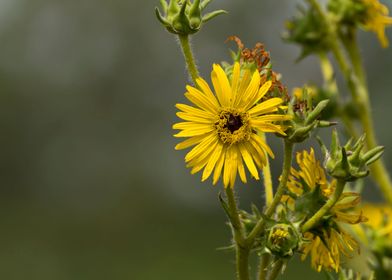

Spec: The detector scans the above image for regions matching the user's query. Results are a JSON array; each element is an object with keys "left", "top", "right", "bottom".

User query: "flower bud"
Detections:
[
  {"left": 266, "top": 223, "right": 301, "bottom": 258},
  {"left": 283, "top": 4, "right": 332, "bottom": 59},
  {"left": 318, "top": 130, "right": 384, "bottom": 181},
  {"left": 285, "top": 88, "right": 335, "bottom": 143},
  {"left": 155, "top": 0, "right": 227, "bottom": 35}
]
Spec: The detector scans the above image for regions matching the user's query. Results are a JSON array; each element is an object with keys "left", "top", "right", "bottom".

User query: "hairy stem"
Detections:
[
  {"left": 258, "top": 254, "right": 271, "bottom": 280},
  {"left": 246, "top": 140, "right": 294, "bottom": 244},
  {"left": 225, "top": 188, "right": 249, "bottom": 280},
  {"left": 301, "top": 179, "right": 345, "bottom": 232},
  {"left": 178, "top": 34, "right": 200, "bottom": 85},
  {"left": 267, "top": 259, "right": 283, "bottom": 280}
]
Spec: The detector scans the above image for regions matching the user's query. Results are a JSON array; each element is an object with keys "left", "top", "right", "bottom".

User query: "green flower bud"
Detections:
[
  {"left": 318, "top": 130, "right": 384, "bottom": 181},
  {"left": 285, "top": 88, "right": 335, "bottom": 143},
  {"left": 266, "top": 223, "right": 301, "bottom": 258},
  {"left": 283, "top": 4, "right": 332, "bottom": 59},
  {"left": 155, "top": 0, "right": 227, "bottom": 35}
]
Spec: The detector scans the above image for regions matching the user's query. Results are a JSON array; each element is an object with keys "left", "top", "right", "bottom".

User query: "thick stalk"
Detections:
[
  {"left": 258, "top": 254, "right": 271, "bottom": 280},
  {"left": 178, "top": 34, "right": 200, "bottom": 85},
  {"left": 301, "top": 179, "right": 345, "bottom": 232},
  {"left": 225, "top": 188, "right": 249, "bottom": 280},
  {"left": 246, "top": 140, "right": 294, "bottom": 244},
  {"left": 267, "top": 260, "right": 283, "bottom": 280}
]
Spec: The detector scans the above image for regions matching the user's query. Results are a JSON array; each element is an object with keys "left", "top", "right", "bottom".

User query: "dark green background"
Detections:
[{"left": 0, "top": 0, "right": 391, "bottom": 279}]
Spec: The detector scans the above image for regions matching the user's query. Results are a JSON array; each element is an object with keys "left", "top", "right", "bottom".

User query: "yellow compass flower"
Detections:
[
  {"left": 173, "top": 62, "right": 291, "bottom": 188},
  {"left": 283, "top": 149, "right": 366, "bottom": 272},
  {"left": 362, "top": 0, "right": 392, "bottom": 48}
]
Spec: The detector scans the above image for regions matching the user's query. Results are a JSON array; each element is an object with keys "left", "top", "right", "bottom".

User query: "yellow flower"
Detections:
[
  {"left": 173, "top": 62, "right": 290, "bottom": 188},
  {"left": 303, "top": 229, "right": 358, "bottom": 272},
  {"left": 362, "top": 0, "right": 392, "bottom": 48},
  {"left": 283, "top": 149, "right": 366, "bottom": 272}
]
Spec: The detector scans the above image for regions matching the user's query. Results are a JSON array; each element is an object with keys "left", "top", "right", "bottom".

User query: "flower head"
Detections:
[
  {"left": 173, "top": 63, "right": 291, "bottom": 188},
  {"left": 283, "top": 149, "right": 367, "bottom": 272},
  {"left": 361, "top": 0, "right": 392, "bottom": 48}
]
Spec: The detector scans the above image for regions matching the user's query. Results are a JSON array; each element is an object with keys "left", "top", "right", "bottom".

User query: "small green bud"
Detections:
[
  {"left": 319, "top": 130, "right": 384, "bottom": 181},
  {"left": 155, "top": 0, "right": 227, "bottom": 35},
  {"left": 266, "top": 223, "right": 301, "bottom": 258},
  {"left": 283, "top": 4, "right": 332, "bottom": 59},
  {"left": 285, "top": 91, "right": 333, "bottom": 143}
]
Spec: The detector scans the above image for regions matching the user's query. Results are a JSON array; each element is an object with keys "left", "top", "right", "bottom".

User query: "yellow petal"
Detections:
[
  {"left": 239, "top": 143, "right": 259, "bottom": 180},
  {"left": 185, "top": 86, "right": 218, "bottom": 113},
  {"left": 202, "top": 142, "right": 223, "bottom": 182},
  {"left": 184, "top": 133, "right": 217, "bottom": 162},
  {"left": 211, "top": 64, "right": 231, "bottom": 106},
  {"left": 196, "top": 77, "right": 220, "bottom": 107},
  {"left": 237, "top": 71, "right": 260, "bottom": 108},
  {"left": 175, "top": 134, "right": 207, "bottom": 150},
  {"left": 213, "top": 147, "right": 226, "bottom": 185},
  {"left": 231, "top": 62, "right": 240, "bottom": 97},
  {"left": 243, "top": 81, "right": 272, "bottom": 110},
  {"left": 248, "top": 98, "right": 284, "bottom": 116}
]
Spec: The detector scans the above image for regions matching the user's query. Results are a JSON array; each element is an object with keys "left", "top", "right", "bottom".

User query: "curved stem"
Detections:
[
  {"left": 301, "top": 179, "right": 345, "bottom": 233},
  {"left": 246, "top": 140, "right": 294, "bottom": 244},
  {"left": 225, "top": 188, "right": 249, "bottom": 280},
  {"left": 178, "top": 34, "right": 200, "bottom": 85}
]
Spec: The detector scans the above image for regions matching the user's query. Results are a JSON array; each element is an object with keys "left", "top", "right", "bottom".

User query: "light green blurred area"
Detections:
[{"left": 0, "top": 0, "right": 391, "bottom": 279}]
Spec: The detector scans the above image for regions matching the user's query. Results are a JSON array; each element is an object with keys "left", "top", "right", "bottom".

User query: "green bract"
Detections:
[
  {"left": 266, "top": 223, "right": 301, "bottom": 258},
  {"left": 284, "top": 4, "right": 332, "bottom": 59},
  {"left": 155, "top": 0, "right": 227, "bottom": 35},
  {"left": 285, "top": 89, "right": 335, "bottom": 143},
  {"left": 319, "top": 129, "right": 384, "bottom": 181}
]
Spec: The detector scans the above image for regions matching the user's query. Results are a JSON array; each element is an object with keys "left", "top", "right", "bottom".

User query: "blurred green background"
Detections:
[{"left": 0, "top": 0, "right": 391, "bottom": 279}]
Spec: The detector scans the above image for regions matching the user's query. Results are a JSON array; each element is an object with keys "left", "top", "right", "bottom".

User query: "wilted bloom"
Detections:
[
  {"left": 283, "top": 149, "right": 367, "bottom": 272},
  {"left": 173, "top": 63, "right": 291, "bottom": 188}
]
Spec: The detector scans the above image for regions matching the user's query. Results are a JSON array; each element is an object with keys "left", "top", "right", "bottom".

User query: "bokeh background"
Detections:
[{"left": 0, "top": 0, "right": 391, "bottom": 279}]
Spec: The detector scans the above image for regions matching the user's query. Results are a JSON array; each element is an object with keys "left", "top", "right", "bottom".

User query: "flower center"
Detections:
[
  {"left": 226, "top": 114, "right": 243, "bottom": 133},
  {"left": 215, "top": 109, "right": 251, "bottom": 145}
]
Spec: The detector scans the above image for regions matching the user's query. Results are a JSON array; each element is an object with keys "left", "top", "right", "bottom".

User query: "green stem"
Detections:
[
  {"left": 225, "top": 188, "right": 249, "bottom": 280},
  {"left": 236, "top": 245, "right": 250, "bottom": 280},
  {"left": 332, "top": 33, "right": 392, "bottom": 205},
  {"left": 301, "top": 179, "right": 345, "bottom": 233},
  {"left": 340, "top": 28, "right": 367, "bottom": 86},
  {"left": 258, "top": 254, "right": 271, "bottom": 280},
  {"left": 178, "top": 34, "right": 200, "bottom": 85},
  {"left": 318, "top": 52, "right": 358, "bottom": 138},
  {"left": 267, "top": 259, "right": 283, "bottom": 280},
  {"left": 260, "top": 132, "right": 273, "bottom": 207},
  {"left": 246, "top": 140, "right": 294, "bottom": 244}
]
